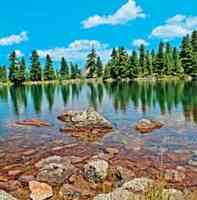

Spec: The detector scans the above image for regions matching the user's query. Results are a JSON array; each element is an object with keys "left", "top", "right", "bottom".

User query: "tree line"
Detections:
[{"left": 0, "top": 30, "right": 196, "bottom": 85}]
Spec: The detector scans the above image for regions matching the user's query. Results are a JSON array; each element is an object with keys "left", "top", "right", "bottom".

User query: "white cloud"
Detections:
[
  {"left": 68, "top": 40, "right": 109, "bottom": 50},
  {"left": 151, "top": 15, "right": 197, "bottom": 39},
  {"left": 15, "top": 50, "right": 24, "bottom": 57},
  {"left": 37, "top": 40, "right": 112, "bottom": 64},
  {"left": 0, "top": 32, "right": 28, "bottom": 46},
  {"left": 82, "top": 0, "right": 145, "bottom": 29},
  {"left": 132, "top": 39, "right": 149, "bottom": 47}
]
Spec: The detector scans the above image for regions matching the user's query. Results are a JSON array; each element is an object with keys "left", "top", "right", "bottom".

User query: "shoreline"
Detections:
[{"left": 0, "top": 75, "right": 194, "bottom": 86}]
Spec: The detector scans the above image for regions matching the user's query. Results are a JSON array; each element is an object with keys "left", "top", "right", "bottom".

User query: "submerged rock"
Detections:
[
  {"left": 35, "top": 156, "right": 63, "bottom": 169},
  {"left": 58, "top": 107, "right": 113, "bottom": 142},
  {"left": 59, "top": 184, "right": 81, "bottom": 200},
  {"left": 15, "top": 119, "right": 50, "bottom": 127},
  {"left": 84, "top": 159, "right": 109, "bottom": 183},
  {"left": 135, "top": 118, "right": 164, "bottom": 133},
  {"left": 59, "top": 183, "right": 92, "bottom": 200},
  {"left": 35, "top": 156, "right": 76, "bottom": 185},
  {"left": 29, "top": 181, "right": 53, "bottom": 200},
  {"left": 0, "top": 190, "right": 18, "bottom": 200}
]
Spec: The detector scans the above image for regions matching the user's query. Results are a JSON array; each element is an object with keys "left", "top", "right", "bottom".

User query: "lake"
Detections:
[
  {"left": 0, "top": 80, "right": 197, "bottom": 198},
  {"left": 0, "top": 80, "right": 197, "bottom": 151}
]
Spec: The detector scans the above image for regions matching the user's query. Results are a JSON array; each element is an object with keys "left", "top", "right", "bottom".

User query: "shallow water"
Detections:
[{"left": 0, "top": 80, "right": 197, "bottom": 157}]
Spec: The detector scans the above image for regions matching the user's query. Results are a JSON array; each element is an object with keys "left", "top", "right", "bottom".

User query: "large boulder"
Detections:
[
  {"left": 58, "top": 107, "right": 111, "bottom": 127},
  {"left": 35, "top": 156, "right": 76, "bottom": 185},
  {"left": 0, "top": 190, "right": 18, "bottom": 200},
  {"left": 135, "top": 119, "right": 164, "bottom": 133},
  {"left": 84, "top": 159, "right": 109, "bottom": 183},
  {"left": 58, "top": 107, "right": 113, "bottom": 142},
  {"left": 29, "top": 181, "right": 53, "bottom": 200}
]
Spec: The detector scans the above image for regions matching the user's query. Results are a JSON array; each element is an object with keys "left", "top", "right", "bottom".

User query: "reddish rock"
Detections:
[
  {"left": 135, "top": 119, "right": 164, "bottom": 133},
  {"left": 59, "top": 183, "right": 92, "bottom": 200},
  {"left": 29, "top": 181, "right": 53, "bottom": 200},
  {"left": 22, "top": 149, "right": 36, "bottom": 156},
  {"left": 104, "top": 147, "right": 119, "bottom": 155},
  {"left": 15, "top": 119, "right": 50, "bottom": 127},
  {"left": 18, "top": 175, "right": 35, "bottom": 183},
  {"left": 8, "top": 169, "right": 23, "bottom": 177}
]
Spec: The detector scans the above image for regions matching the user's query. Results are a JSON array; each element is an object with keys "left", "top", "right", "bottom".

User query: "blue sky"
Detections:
[{"left": 0, "top": 0, "right": 196, "bottom": 67}]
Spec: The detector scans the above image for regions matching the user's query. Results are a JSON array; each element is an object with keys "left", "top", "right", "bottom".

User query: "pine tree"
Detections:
[
  {"left": 109, "top": 48, "right": 119, "bottom": 79},
  {"left": 145, "top": 50, "right": 153, "bottom": 75},
  {"left": 172, "top": 47, "right": 183, "bottom": 74},
  {"left": 30, "top": 50, "right": 42, "bottom": 81},
  {"left": 117, "top": 47, "right": 128, "bottom": 78},
  {"left": 191, "top": 30, "right": 197, "bottom": 75},
  {"left": 9, "top": 51, "right": 20, "bottom": 84},
  {"left": 96, "top": 56, "right": 103, "bottom": 77},
  {"left": 44, "top": 54, "right": 55, "bottom": 81},
  {"left": 18, "top": 57, "right": 26, "bottom": 83},
  {"left": 151, "top": 49, "right": 156, "bottom": 73},
  {"left": 103, "top": 63, "right": 112, "bottom": 80},
  {"left": 70, "top": 62, "right": 77, "bottom": 79},
  {"left": 155, "top": 42, "right": 165, "bottom": 76},
  {"left": 128, "top": 50, "right": 139, "bottom": 78},
  {"left": 86, "top": 47, "right": 97, "bottom": 78},
  {"left": 0, "top": 66, "right": 7, "bottom": 82},
  {"left": 139, "top": 44, "right": 146, "bottom": 76},
  {"left": 60, "top": 57, "right": 69, "bottom": 79},
  {"left": 164, "top": 42, "right": 173, "bottom": 75},
  {"left": 180, "top": 34, "right": 193, "bottom": 75}
]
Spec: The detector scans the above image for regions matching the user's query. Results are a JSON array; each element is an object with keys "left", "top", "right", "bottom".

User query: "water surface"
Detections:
[{"left": 0, "top": 81, "right": 197, "bottom": 156}]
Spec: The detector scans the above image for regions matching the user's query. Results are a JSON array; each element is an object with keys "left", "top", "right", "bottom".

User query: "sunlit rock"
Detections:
[
  {"left": 29, "top": 181, "right": 53, "bottom": 200},
  {"left": 84, "top": 159, "right": 109, "bottom": 183},
  {"left": 135, "top": 118, "right": 164, "bottom": 133}
]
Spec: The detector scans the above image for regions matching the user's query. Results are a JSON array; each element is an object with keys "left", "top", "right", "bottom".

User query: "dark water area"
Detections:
[{"left": 0, "top": 80, "right": 197, "bottom": 152}]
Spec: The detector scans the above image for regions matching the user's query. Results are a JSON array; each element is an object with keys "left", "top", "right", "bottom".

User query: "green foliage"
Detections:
[
  {"left": 180, "top": 34, "right": 193, "bottom": 75},
  {"left": 44, "top": 54, "right": 55, "bottom": 81},
  {"left": 154, "top": 42, "right": 165, "bottom": 76},
  {"left": 0, "top": 66, "right": 7, "bottom": 82},
  {"left": 139, "top": 44, "right": 146, "bottom": 75},
  {"left": 70, "top": 62, "right": 81, "bottom": 79},
  {"left": 8, "top": 51, "right": 26, "bottom": 85},
  {"left": 86, "top": 47, "right": 97, "bottom": 78},
  {"left": 30, "top": 50, "right": 42, "bottom": 81},
  {"left": 60, "top": 57, "right": 69, "bottom": 80},
  {"left": 1, "top": 30, "right": 197, "bottom": 83},
  {"left": 96, "top": 56, "right": 103, "bottom": 77}
]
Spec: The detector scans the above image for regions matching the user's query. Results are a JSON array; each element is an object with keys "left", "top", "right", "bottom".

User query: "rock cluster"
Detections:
[
  {"left": 58, "top": 107, "right": 113, "bottom": 142},
  {"left": 135, "top": 118, "right": 164, "bottom": 133}
]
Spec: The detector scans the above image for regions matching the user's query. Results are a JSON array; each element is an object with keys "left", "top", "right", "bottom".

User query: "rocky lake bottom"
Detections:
[{"left": 0, "top": 81, "right": 197, "bottom": 199}]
